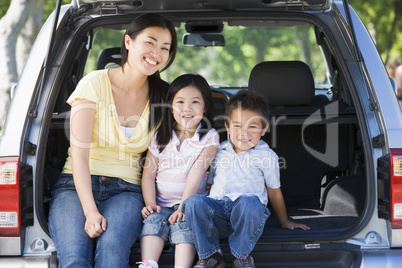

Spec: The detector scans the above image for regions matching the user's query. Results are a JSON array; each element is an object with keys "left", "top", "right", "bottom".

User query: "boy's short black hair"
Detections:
[{"left": 225, "top": 89, "right": 270, "bottom": 128}]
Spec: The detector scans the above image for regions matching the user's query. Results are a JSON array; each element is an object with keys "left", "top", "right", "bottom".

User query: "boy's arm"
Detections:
[
  {"left": 141, "top": 150, "right": 161, "bottom": 218},
  {"left": 267, "top": 186, "right": 310, "bottom": 230}
]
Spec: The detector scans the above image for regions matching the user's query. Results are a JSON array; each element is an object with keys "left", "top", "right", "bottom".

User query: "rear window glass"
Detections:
[{"left": 85, "top": 22, "right": 329, "bottom": 90}]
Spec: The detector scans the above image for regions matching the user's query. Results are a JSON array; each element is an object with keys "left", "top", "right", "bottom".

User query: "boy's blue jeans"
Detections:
[
  {"left": 183, "top": 195, "right": 270, "bottom": 260},
  {"left": 48, "top": 173, "right": 144, "bottom": 268}
]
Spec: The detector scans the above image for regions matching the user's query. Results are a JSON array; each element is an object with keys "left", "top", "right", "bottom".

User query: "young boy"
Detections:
[{"left": 183, "top": 90, "right": 310, "bottom": 268}]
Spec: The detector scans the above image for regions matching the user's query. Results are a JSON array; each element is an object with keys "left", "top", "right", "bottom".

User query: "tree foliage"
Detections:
[
  {"left": 0, "top": 0, "right": 11, "bottom": 17},
  {"left": 0, "top": 0, "right": 69, "bottom": 19},
  {"left": 0, "top": 0, "right": 69, "bottom": 131},
  {"left": 350, "top": 0, "right": 402, "bottom": 64},
  {"left": 162, "top": 24, "right": 325, "bottom": 87}
]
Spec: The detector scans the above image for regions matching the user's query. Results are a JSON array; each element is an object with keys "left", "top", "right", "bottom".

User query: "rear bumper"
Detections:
[
  {"left": 238, "top": 249, "right": 402, "bottom": 267},
  {"left": 2, "top": 248, "right": 402, "bottom": 267},
  {"left": 361, "top": 249, "right": 402, "bottom": 267},
  {"left": 0, "top": 237, "right": 21, "bottom": 255},
  {"left": 0, "top": 255, "right": 57, "bottom": 268}
]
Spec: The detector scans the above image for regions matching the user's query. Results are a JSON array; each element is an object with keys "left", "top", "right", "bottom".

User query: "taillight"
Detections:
[
  {"left": 0, "top": 157, "right": 21, "bottom": 236},
  {"left": 390, "top": 149, "right": 402, "bottom": 228}
]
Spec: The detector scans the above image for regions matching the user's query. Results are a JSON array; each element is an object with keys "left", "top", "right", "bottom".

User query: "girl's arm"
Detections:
[
  {"left": 267, "top": 187, "right": 310, "bottom": 230},
  {"left": 169, "top": 144, "right": 218, "bottom": 224},
  {"left": 70, "top": 99, "right": 106, "bottom": 238},
  {"left": 141, "top": 150, "right": 161, "bottom": 219}
]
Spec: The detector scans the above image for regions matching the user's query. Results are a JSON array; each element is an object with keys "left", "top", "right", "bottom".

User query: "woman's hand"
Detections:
[
  {"left": 141, "top": 205, "right": 161, "bottom": 219},
  {"left": 168, "top": 209, "right": 185, "bottom": 225},
  {"left": 84, "top": 211, "right": 107, "bottom": 238}
]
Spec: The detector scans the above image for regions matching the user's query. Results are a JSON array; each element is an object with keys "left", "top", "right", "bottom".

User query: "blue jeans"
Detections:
[
  {"left": 182, "top": 195, "right": 270, "bottom": 260},
  {"left": 48, "top": 173, "right": 144, "bottom": 268},
  {"left": 140, "top": 205, "right": 194, "bottom": 245}
]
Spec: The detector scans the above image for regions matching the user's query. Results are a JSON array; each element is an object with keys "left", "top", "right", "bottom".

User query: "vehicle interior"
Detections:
[{"left": 41, "top": 13, "right": 366, "bottom": 264}]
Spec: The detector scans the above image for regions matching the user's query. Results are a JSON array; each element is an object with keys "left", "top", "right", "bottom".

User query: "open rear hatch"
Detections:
[{"left": 72, "top": 0, "right": 331, "bottom": 15}]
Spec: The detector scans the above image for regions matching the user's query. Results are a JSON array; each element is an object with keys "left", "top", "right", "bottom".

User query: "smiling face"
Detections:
[
  {"left": 125, "top": 26, "right": 172, "bottom": 76},
  {"left": 171, "top": 85, "right": 206, "bottom": 132},
  {"left": 225, "top": 108, "right": 269, "bottom": 154}
]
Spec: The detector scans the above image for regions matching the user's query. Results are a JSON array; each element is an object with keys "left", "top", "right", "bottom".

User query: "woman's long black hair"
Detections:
[
  {"left": 156, "top": 74, "right": 215, "bottom": 153},
  {"left": 121, "top": 13, "right": 178, "bottom": 132}
]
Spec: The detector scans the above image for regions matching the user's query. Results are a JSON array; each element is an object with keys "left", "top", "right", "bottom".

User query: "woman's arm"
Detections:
[
  {"left": 169, "top": 145, "right": 218, "bottom": 224},
  {"left": 70, "top": 99, "right": 106, "bottom": 238},
  {"left": 141, "top": 150, "right": 161, "bottom": 218}
]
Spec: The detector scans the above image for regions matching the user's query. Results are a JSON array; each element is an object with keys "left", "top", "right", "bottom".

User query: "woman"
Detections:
[{"left": 48, "top": 13, "right": 177, "bottom": 268}]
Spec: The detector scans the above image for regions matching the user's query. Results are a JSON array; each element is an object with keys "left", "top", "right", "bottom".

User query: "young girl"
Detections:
[{"left": 138, "top": 74, "right": 220, "bottom": 268}]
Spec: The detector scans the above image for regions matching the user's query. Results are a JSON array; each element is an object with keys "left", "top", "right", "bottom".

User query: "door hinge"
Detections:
[
  {"left": 24, "top": 141, "right": 37, "bottom": 155},
  {"left": 372, "top": 134, "right": 385, "bottom": 148}
]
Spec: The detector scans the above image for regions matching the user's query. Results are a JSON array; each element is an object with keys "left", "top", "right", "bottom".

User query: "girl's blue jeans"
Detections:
[
  {"left": 183, "top": 195, "right": 270, "bottom": 260},
  {"left": 140, "top": 205, "right": 194, "bottom": 245},
  {"left": 48, "top": 173, "right": 144, "bottom": 268}
]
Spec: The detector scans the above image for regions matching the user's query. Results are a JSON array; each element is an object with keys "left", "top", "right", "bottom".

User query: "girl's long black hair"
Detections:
[
  {"left": 156, "top": 74, "right": 215, "bottom": 153},
  {"left": 121, "top": 13, "right": 178, "bottom": 132}
]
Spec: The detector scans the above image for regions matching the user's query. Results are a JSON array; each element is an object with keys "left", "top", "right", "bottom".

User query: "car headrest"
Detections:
[
  {"left": 97, "top": 47, "right": 122, "bottom": 70},
  {"left": 248, "top": 61, "right": 315, "bottom": 106}
]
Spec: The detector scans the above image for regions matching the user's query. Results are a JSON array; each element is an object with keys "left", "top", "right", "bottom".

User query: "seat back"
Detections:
[
  {"left": 249, "top": 61, "right": 315, "bottom": 106},
  {"left": 249, "top": 61, "right": 354, "bottom": 209},
  {"left": 97, "top": 47, "right": 122, "bottom": 69}
]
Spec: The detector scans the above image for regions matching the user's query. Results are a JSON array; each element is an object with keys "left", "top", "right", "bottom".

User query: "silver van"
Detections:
[{"left": 1, "top": 0, "right": 402, "bottom": 267}]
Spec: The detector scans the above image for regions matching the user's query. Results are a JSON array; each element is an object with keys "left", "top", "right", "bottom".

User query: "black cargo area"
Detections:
[
  {"left": 44, "top": 87, "right": 365, "bottom": 238},
  {"left": 43, "top": 59, "right": 366, "bottom": 266}
]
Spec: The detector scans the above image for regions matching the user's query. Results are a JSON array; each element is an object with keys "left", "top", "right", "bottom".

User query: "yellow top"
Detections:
[{"left": 62, "top": 69, "right": 154, "bottom": 185}]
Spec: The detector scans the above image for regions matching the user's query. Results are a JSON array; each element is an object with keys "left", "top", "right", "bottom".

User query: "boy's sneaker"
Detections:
[
  {"left": 232, "top": 255, "right": 255, "bottom": 268},
  {"left": 194, "top": 252, "right": 225, "bottom": 268}
]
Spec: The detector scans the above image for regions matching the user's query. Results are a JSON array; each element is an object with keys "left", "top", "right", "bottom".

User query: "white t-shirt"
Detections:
[
  {"left": 207, "top": 139, "right": 281, "bottom": 205},
  {"left": 148, "top": 126, "right": 220, "bottom": 207}
]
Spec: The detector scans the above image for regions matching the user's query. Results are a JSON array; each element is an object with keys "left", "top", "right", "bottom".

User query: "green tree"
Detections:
[
  {"left": 351, "top": 0, "right": 402, "bottom": 64},
  {"left": 165, "top": 24, "right": 325, "bottom": 86},
  {"left": 0, "top": 0, "right": 11, "bottom": 17},
  {"left": 0, "top": 0, "right": 69, "bottom": 131}
]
